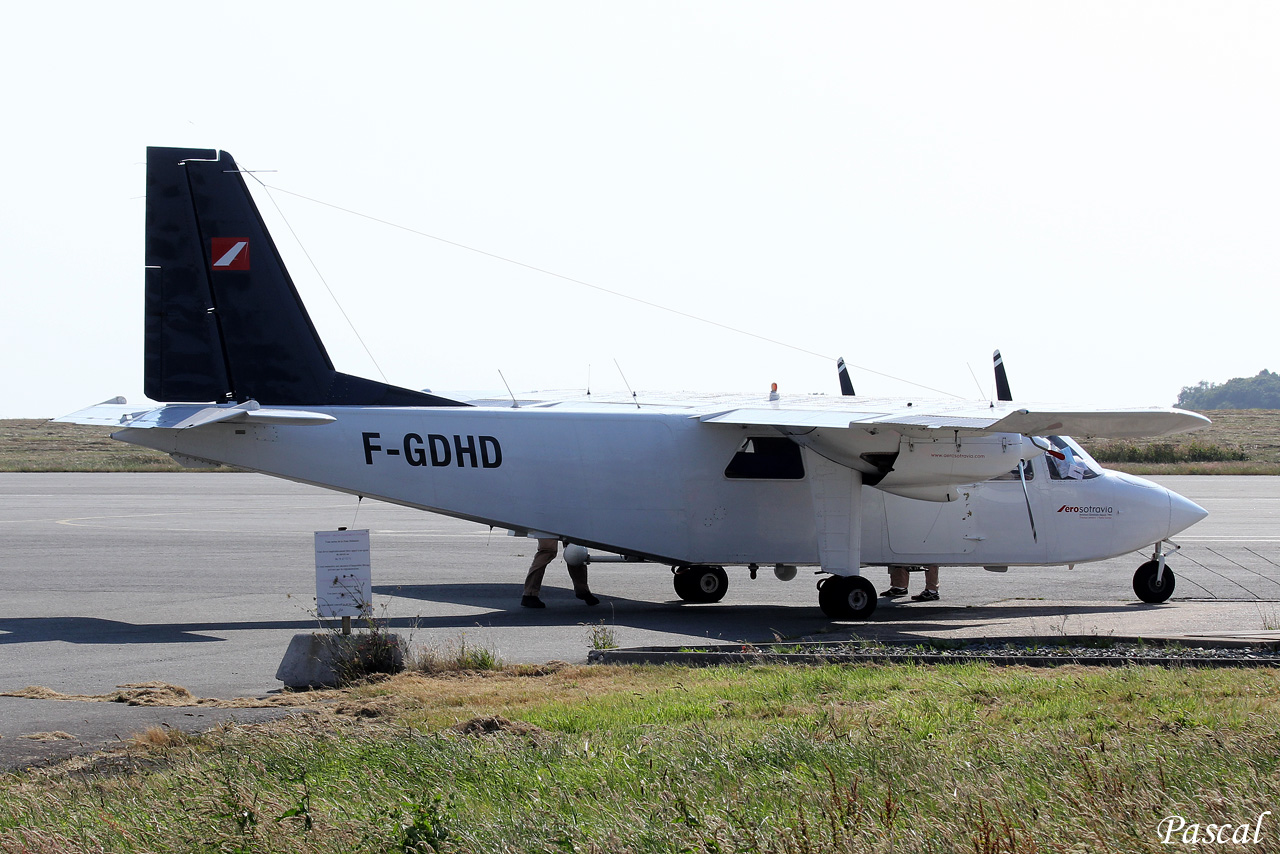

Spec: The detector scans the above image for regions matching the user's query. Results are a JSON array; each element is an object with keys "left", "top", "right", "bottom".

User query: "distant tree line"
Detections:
[{"left": 1177, "top": 370, "right": 1280, "bottom": 410}]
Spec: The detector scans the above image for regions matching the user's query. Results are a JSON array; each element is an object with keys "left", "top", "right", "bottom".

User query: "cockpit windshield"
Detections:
[{"left": 1045, "top": 435, "right": 1103, "bottom": 480}]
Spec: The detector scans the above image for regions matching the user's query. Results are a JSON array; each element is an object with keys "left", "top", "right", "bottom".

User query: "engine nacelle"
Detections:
[{"left": 875, "top": 432, "right": 1037, "bottom": 492}]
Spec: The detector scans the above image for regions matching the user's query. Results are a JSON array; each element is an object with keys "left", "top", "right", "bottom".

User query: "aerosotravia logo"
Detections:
[{"left": 1057, "top": 504, "right": 1114, "bottom": 519}]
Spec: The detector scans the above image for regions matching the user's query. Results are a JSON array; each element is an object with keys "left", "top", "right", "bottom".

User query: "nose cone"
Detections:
[{"left": 1168, "top": 490, "right": 1208, "bottom": 537}]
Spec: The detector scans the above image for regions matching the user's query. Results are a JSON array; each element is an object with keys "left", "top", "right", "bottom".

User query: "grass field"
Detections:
[
  {"left": 6, "top": 410, "right": 1280, "bottom": 474},
  {"left": 0, "top": 420, "right": 220, "bottom": 472},
  {"left": 1085, "top": 409, "right": 1280, "bottom": 475},
  {"left": 2, "top": 662, "right": 1277, "bottom": 853}
]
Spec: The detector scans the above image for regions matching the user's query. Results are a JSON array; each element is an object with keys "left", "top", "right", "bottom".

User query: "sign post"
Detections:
[{"left": 314, "top": 529, "right": 372, "bottom": 633}]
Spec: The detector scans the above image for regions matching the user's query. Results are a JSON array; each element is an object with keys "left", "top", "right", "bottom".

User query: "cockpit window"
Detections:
[
  {"left": 724, "top": 437, "right": 805, "bottom": 479},
  {"left": 1045, "top": 435, "right": 1102, "bottom": 480}
]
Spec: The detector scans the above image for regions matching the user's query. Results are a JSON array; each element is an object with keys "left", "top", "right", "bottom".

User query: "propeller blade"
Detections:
[
  {"left": 1018, "top": 460, "right": 1037, "bottom": 542},
  {"left": 837, "top": 357, "right": 855, "bottom": 397},
  {"left": 993, "top": 349, "right": 1013, "bottom": 402}
]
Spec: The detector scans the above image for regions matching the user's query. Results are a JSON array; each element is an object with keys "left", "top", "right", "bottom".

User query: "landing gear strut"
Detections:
[
  {"left": 673, "top": 565, "right": 729, "bottom": 603},
  {"left": 817, "top": 575, "right": 878, "bottom": 619}
]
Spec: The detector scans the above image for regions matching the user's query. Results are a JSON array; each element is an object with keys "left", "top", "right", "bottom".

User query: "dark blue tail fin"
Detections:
[{"left": 144, "top": 147, "right": 461, "bottom": 407}]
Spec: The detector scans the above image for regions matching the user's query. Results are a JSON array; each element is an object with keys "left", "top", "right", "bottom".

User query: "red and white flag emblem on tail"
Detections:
[{"left": 211, "top": 238, "right": 250, "bottom": 271}]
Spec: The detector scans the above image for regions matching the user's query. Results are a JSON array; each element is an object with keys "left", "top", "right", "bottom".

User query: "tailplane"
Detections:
[{"left": 144, "top": 147, "right": 462, "bottom": 407}]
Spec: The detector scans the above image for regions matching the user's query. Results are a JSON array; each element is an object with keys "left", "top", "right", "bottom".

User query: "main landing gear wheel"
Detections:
[
  {"left": 817, "top": 575, "right": 877, "bottom": 620},
  {"left": 1133, "top": 559, "right": 1176, "bottom": 604},
  {"left": 673, "top": 565, "right": 729, "bottom": 603}
]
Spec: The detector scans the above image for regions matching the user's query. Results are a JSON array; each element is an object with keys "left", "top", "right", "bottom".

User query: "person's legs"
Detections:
[
  {"left": 882, "top": 565, "right": 910, "bottom": 596},
  {"left": 911, "top": 565, "right": 940, "bottom": 601},
  {"left": 567, "top": 563, "right": 599, "bottom": 606},
  {"left": 522, "top": 539, "right": 559, "bottom": 605}
]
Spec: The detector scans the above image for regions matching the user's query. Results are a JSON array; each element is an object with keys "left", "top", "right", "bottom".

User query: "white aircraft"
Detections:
[{"left": 59, "top": 147, "right": 1210, "bottom": 619}]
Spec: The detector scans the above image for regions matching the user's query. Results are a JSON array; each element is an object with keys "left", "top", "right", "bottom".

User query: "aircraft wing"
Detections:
[
  {"left": 986, "top": 408, "right": 1209, "bottom": 439},
  {"left": 698, "top": 402, "right": 1209, "bottom": 439},
  {"left": 699, "top": 407, "right": 1001, "bottom": 432}
]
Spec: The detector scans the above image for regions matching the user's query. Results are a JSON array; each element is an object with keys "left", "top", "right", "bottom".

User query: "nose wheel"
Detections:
[
  {"left": 817, "top": 575, "right": 878, "bottom": 619},
  {"left": 1133, "top": 559, "right": 1176, "bottom": 603}
]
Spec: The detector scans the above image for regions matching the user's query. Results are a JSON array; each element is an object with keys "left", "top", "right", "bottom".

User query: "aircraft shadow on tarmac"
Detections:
[
  {"left": 0, "top": 616, "right": 307, "bottom": 645},
  {"left": 0, "top": 590, "right": 1148, "bottom": 648},
  {"left": 373, "top": 583, "right": 1146, "bottom": 642}
]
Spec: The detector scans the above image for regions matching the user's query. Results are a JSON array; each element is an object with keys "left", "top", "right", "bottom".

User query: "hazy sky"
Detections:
[{"left": 4, "top": 2, "right": 1276, "bottom": 418}]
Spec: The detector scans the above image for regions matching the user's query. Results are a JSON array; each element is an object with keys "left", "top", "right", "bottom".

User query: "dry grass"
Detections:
[
  {"left": 0, "top": 420, "right": 225, "bottom": 472},
  {"left": 129, "top": 726, "right": 186, "bottom": 748},
  {"left": 1083, "top": 409, "right": 1280, "bottom": 474}
]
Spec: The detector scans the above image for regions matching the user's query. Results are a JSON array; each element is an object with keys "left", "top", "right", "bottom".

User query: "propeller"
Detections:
[
  {"left": 837, "top": 357, "right": 855, "bottom": 396},
  {"left": 1018, "top": 459, "right": 1037, "bottom": 542},
  {"left": 993, "top": 349, "right": 1012, "bottom": 402},
  {"left": 994, "top": 351, "right": 1061, "bottom": 542}
]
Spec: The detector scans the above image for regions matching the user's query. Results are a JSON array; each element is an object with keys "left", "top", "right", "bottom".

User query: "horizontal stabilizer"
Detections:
[
  {"left": 56, "top": 399, "right": 336, "bottom": 430},
  {"left": 172, "top": 401, "right": 336, "bottom": 429},
  {"left": 53, "top": 400, "right": 153, "bottom": 427}
]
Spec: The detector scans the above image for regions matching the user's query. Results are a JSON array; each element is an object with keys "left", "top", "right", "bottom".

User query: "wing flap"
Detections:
[{"left": 698, "top": 409, "right": 896, "bottom": 430}]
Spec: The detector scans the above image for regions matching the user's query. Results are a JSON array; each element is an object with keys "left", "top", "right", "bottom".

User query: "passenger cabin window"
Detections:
[
  {"left": 1045, "top": 435, "right": 1102, "bottom": 480},
  {"left": 724, "top": 437, "right": 805, "bottom": 479}
]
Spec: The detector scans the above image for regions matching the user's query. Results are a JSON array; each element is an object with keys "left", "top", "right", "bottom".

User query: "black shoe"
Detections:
[
  {"left": 911, "top": 589, "right": 940, "bottom": 602},
  {"left": 880, "top": 586, "right": 909, "bottom": 598},
  {"left": 577, "top": 591, "right": 600, "bottom": 606},
  {"left": 521, "top": 595, "right": 546, "bottom": 608}
]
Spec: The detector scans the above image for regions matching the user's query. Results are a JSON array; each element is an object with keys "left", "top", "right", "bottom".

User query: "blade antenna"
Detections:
[
  {"left": 1018, "top": 461, "right": 1037, "bottom": 542},
  {"left": 615, "top": 359, "right": 641, "bottom": 409},
  {"left": 498, "top": 370, "right": 519, "bottom": 408}
]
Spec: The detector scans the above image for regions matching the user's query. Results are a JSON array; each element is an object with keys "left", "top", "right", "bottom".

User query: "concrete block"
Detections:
[{"left": 276, "top": 632, "right": 404, "bottom": 689}]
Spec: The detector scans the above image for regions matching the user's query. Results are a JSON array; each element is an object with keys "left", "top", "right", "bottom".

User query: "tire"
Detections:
[
  {"left": 818, "top": 575, "right": 878, "bottom": 619},
  {"left": 673, "top": 566, "right": 698, "bottom": 601},
  {"left": 674, "top": 565, "right": 728, "bottom": 603},
  {"left": 1133, "top": 559, "right": 1176, "bottom": 604}
]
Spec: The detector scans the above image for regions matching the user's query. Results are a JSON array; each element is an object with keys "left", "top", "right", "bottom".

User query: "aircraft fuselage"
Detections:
[{"left": 115, "top": 403, "right": 1201, "bottom": 572}]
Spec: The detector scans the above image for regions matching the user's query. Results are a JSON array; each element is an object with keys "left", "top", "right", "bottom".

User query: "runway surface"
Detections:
[{"left": 1, "top": 472, "right": 1276, "bottom": 766}]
